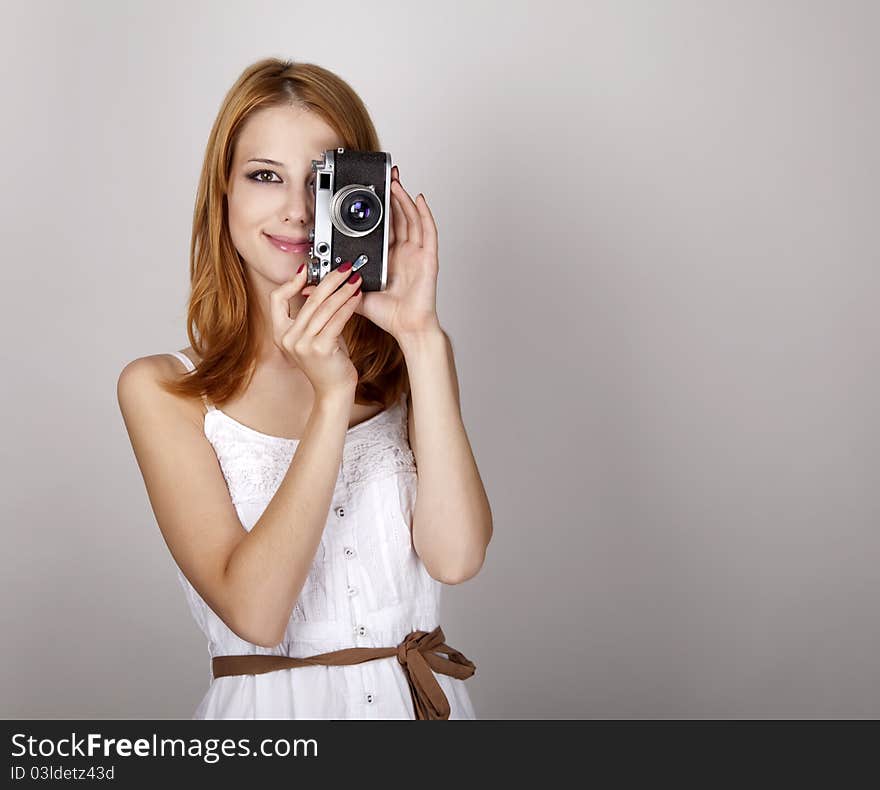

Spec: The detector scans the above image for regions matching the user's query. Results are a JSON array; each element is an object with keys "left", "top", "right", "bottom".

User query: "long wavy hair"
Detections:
[{"left": 158, "top": 57, "right": 410, "bottom": 409}]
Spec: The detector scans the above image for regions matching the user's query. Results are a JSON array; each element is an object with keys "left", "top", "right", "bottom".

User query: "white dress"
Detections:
[{"left": 166, "top": 351, "right": 477, "bottom": 720}]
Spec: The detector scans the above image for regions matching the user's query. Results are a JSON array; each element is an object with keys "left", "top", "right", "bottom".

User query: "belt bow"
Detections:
[
  {"left": 211, "top": 624, "right": 476, "bottom": 720},
  {"left": 394, "top": 626, "right": 476, "bottom": 720}
]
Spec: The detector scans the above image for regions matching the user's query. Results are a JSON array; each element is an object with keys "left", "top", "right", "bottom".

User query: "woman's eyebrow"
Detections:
[{"left": 247, "top": 153, "right": 326, "bottom": 166}]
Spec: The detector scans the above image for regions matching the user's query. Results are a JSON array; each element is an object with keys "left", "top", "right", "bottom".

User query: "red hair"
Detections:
[{"left": 159, "top": 57, "right": 410, "bottom": 408}]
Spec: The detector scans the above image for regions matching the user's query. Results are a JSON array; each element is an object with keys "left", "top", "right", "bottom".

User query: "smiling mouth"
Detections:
[
  {"left": 266, "top": 232, "right": 309, "bottom": 244},
  {"left": 265, "top": 233, "right": 310, "bottom": 252}
]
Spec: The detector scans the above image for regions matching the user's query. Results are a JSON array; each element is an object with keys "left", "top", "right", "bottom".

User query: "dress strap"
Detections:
[{"left": 167, "top": 351, "right": 215, "bottom": 413}]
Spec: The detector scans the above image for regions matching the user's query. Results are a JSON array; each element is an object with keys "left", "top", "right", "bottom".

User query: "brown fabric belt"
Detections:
[{"left": 211, "top": 625, "right": 476, "bottom": 720}]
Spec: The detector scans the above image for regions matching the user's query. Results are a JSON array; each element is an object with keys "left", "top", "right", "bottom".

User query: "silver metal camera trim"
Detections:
[
  {"left": 308, "top": 148, "right": 391, "bottom": 291},
  {"left": 308, "top": 149, "right": 337, "bottom": 285},
  {"left": 330, "top": 184, "right": 383, "bottom": 237}
]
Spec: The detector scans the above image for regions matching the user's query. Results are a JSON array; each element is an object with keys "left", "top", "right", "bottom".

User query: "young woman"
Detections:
[{"left": 116, "top": 58, "right": 493, "bottom": 719}]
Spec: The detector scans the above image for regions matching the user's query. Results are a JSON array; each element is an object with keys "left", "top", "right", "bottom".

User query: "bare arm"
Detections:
[
  {"left": 400, "top": 326, "right": 493, "bottom": 583},
  {"left": 223, "top": 387, "right": 354, "bottom": 645},
  {"left": 117, "top": 356, "right": 354, "bottom": 648}
]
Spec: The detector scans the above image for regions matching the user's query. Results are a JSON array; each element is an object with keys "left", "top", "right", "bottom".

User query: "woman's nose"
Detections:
[{"left": 281, "top": 186, "right": 313, "bottom": 225}]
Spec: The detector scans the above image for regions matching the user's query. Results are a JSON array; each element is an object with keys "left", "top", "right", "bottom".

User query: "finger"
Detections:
[
  {"left": 270, "top": 262, "right": 310, "bottom": 327},
  {"left": 316, "top": 287, "right": 362, "bottom": 344},
  {"left": 303, "top": 272, "right": 363, "bottom": 338},
  {"left": 415, "top": 193, "right": 438, "bottom": 256},
  {"left": 391, "top": 179, "right": 423, "bottom": 247},
  {"left": 390, "top": 188, "right": 408, "bottom": 245},
  {"left": 300, "top": 275, "right": 347, "bottom": 298},
  {"left": 295, "top": 262, "right": 357, "bottom": 328}
]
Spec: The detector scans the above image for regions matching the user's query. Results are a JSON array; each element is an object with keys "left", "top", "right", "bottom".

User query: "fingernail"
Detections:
[
  {"left": 297, "top": 263, "right": 305, "bottom": 273},
  {"left": 348, "top": 272, "right": 361, "bottom": 284},
  {"left": 338, "top": 261, "right": 353, "bottom": 272}
]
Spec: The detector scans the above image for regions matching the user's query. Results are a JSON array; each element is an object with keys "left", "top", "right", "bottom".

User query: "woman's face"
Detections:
[{"left": 226, "top": 104, "right": 344, "bottom": 288}]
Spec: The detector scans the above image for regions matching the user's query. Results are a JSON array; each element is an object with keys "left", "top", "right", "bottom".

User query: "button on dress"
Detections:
[{"left": 166, "top": 351, "right": 477, "bottom": 720}]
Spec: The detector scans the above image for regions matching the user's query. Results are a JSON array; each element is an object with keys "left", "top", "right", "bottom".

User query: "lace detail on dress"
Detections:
[
  {"left": 340, "top": 401, "right": 417, "bottom": 490},
  {"left": 204, "top": 393, "right": 415, "bottom": 505}
]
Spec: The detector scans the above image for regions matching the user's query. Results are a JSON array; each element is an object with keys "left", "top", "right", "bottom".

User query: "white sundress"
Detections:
[{"left": 165, "top": 350, "right": 477, "bottom": 720}]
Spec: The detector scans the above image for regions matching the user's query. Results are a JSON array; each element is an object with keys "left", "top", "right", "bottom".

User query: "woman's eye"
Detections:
[
  {"left": 248, "top": 169, "right": 281, "bottom": 183},
  {"left": 248, "top": 170, "right": 315, "bottom": 190}
]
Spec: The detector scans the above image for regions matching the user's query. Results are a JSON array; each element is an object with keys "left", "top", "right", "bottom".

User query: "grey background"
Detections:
[{"left": 1, "top": 0, "right": 877, "bottom": 718}]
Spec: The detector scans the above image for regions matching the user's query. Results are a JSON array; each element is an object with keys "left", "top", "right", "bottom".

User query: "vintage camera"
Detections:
[{"left": 306, "top": 148, "right": 392, "bottom": 291}]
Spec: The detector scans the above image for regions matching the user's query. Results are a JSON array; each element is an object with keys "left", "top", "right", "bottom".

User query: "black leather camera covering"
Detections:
[{"left": 328, "top": 150, "right": 389, "bottom": 292}]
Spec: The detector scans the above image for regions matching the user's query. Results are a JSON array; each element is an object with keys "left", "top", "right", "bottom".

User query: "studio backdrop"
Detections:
[{"left": 1, "top": 0, "right": 878, "bottom": 719}]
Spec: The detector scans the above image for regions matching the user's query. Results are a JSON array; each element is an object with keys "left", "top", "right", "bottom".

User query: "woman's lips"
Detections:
[{"left": 265, "top": 233, "right": 310, "bottom": 253}]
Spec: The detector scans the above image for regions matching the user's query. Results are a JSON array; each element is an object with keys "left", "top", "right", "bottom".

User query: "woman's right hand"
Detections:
[{"left": 270, "top": 262, "right": 363, "bottom": 401}]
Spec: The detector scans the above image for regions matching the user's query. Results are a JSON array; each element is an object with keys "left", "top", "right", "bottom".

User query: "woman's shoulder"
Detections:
[
  {"left": 119, "top": 347, "right": 198, "bottom": 376},
  {"left": 168, "top": 346, "right": 200, "bottom": 369},
  {"left": 116, "top": 349, "right": 205, "bottom": 425}
]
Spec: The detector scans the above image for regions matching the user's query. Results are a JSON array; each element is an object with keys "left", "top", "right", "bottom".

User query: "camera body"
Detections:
[{"left": 306, "top": 148, "right": 392, "bottom": 291}]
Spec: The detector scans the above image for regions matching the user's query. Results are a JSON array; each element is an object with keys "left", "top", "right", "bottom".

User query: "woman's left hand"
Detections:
[{"left": 300, "top": 165, "right": 441, "bottom": 340}]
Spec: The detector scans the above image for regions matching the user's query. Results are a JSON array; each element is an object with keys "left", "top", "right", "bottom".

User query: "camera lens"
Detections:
[
  {"left": 346, "top": 196, "right": 373, "bottom": 226},
  {"left": 330, "top": 185, "right": 383, "bottom": 237}
]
